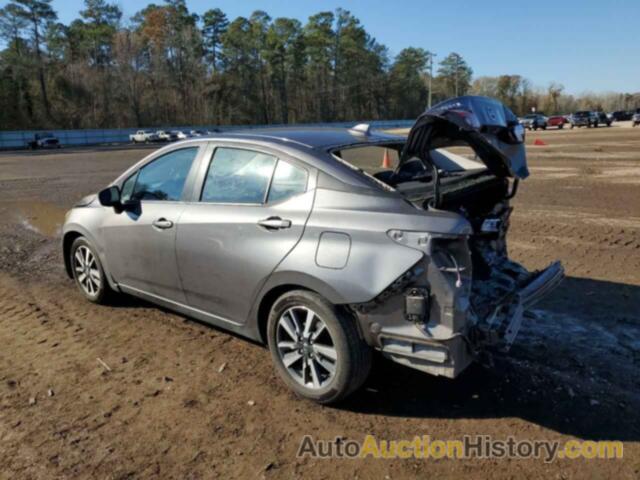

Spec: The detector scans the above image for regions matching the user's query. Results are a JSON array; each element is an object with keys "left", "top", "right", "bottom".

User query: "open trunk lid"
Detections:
[{"left": 402, "top": 96, "right": 529, "bottom": 179}]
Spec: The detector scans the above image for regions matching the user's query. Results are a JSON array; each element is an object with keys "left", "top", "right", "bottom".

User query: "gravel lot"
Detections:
[{"left": 1, "top": 125, "right": 639, "bottom": 479}]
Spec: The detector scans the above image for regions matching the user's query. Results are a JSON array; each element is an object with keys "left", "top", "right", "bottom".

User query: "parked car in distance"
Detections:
[
  {"left": 173, "top": 130, "right": 189, "bottom": 140},
  {"left": 190, "top": 130, "right": 206, "bottom": 137},
  {"left": 611, "top": 110, "right": 632, "bottom": 122},
  {"left": 632, "top": 111, "right": 640, "bottom": 127},
  {"left": 26, "top": 132, "right": 61, "bottom": 149},
  {"left": 547, "top": 115, "right": 567, "bottom": 129},
  {"left": 130, "top": 130, "right": 159, "bottom": 143},
  {"left": 62, "top": 96, "right": 563, "bottom": 404},
  {"left": 520, "top": 114, "right": 547, "bottom": 130},
  {"left": 596, "top": 112, "right": 612, "bottom": 127},
  {"left": 156, "top": 130, "right": 178, "bottom": 142},
  {"left": 570, "top": 111, "right": 598, "bottom": 128}
]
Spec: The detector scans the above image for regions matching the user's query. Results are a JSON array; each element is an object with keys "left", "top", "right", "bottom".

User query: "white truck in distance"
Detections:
[{"left": 129, "top": 130, "right": 159, "bottom": 143}]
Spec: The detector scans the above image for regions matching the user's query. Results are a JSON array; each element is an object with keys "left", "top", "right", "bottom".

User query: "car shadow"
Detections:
[
  {"left": 339, "top": 276, "right": 640, "bottom": 442},
  {"left": 99, "top": 274, "right": 640, "bottom": 441}
]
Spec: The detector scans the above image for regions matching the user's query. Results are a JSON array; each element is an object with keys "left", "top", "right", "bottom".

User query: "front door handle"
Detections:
[
  {"left": 258, "top": 216, "right": 292, "bottom": 230},
  {"left": 152, "top": 218, "right": 174, "bottom": 229}
]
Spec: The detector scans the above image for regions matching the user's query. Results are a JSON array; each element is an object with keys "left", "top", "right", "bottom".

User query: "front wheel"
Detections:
[
  {"left": 267, "top": 290, "right": 372, "bottom": 404},
  {"left": 70, "top": 237, "right": 113, "bottom": 304}
]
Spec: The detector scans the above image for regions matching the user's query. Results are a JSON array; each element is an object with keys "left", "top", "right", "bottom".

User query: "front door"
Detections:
[
  {"left": 101, "top": 146, "right": 201, "bottom": 302},
  {"left": 176, "top": 145, "right": 314, "bottom": 324}
]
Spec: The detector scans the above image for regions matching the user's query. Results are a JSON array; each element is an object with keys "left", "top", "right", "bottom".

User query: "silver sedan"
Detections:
[{"left": 63, "top": 96, "right": 563, "bottom": 403}]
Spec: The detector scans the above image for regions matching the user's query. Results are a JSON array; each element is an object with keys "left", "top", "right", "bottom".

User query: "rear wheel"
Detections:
[
  {"left": 267, "top": 290, "right": 372, "bottom": 404},
  {"left": 70, "top": 237, "right": 113, "bottom": 304}
]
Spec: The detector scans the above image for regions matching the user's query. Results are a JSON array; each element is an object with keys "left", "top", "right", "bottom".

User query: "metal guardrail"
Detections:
[{"left": 0, "top": 120, "right": 414, "bottom": 150}]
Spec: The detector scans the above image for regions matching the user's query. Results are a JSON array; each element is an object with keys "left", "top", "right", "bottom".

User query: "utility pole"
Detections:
[
  {"left": 454, "top": 54, "right": 460, "bottom": 97},
  {"left": 427, "top": 52, "right": 437, "bottom": 109}
]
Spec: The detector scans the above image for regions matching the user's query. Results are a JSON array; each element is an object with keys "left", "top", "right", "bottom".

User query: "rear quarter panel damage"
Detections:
[{"left": 267, "top": 188, "right": 470, "bottom": 306}]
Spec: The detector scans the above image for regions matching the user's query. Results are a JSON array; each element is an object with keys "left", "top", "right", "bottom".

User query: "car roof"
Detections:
[
  {"left": 120, "top": 126, "right": 408, "bottom": 194},
  {"left": 200, "top": 126, "right": 406, "bottom": 151}
]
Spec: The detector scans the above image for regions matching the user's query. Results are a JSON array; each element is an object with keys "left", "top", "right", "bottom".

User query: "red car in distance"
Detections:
[{"left": 547, "top": 115, "right": 567, "bottom": 129}]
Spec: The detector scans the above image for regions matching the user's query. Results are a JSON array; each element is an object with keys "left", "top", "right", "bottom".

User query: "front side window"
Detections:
[
  {"left": 132, "top": 147, "right": 198, "bottom": 201},
  {"left": 201, "top": 148, "right": 277, "bottom": 204},
  {"left": 267, "top": 160, "right": 308, "bottom": 203}
]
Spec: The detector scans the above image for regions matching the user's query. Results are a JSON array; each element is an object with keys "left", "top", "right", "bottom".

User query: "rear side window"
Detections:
[
  {"left": 201, "top": 148, "right": 277, "bottom": 204},
  {"left": 267, "top": 160, "right": 308, "bottom": 203},
  {"left": 132, "top": 147, "right": 198, "bottom": 201}
]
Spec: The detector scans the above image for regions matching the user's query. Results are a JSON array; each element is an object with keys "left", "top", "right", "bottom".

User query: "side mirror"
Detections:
[{"left": 98, "top": 186, "right": 121, "bottom": 207}]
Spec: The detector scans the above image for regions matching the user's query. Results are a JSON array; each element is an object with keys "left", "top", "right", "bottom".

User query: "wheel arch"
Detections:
[
  {"left": 62, "top": 226, "right": 118, "bottom": 291},
  {"left": 255, "top": 284, "right": 310, "bottom": 344},
  {"left": 250, "top": 272, "right": 346, "bottom": 344},
  {"left": 63, "top": 231, "right": 83, "bottom": 278}
]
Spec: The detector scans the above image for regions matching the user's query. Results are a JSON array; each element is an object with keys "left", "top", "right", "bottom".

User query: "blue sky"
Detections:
[{"left": 44, "top": 0, "right": 640, "bottom": 94}]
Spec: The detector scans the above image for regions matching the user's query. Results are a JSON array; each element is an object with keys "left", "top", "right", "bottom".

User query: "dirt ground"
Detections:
[{"left": 1, "top": 125, "right": 639, "bottom": 479}]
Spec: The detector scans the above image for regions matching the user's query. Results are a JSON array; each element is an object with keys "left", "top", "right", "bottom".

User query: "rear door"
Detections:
[{"left": 176, "top": 143, "right": 315, "bottom": 325}]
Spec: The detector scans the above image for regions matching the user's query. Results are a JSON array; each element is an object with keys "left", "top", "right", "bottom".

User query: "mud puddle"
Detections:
[{"left": 3, "top": 201, "right": 67, "bottom": 237}]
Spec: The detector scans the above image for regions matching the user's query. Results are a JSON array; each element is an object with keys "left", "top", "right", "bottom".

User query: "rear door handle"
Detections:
[
  {"left": 152, "top": 218, "right": 174, "bottom": 229},
  {"left": 258, "top": 216, "right": 292, "bottom": 230}
]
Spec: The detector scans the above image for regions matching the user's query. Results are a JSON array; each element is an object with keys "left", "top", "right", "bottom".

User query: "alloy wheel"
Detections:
[
  {"left": 275, "top": 306, "right": 337, "bottom": 389},
  {"left": 73, "top": 245, "right": 101, "bottom": 297}
]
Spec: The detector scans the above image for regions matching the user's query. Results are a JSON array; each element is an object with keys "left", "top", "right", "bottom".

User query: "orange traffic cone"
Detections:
[
  {"left": 381, "top": 148, "right": 392, "bottom": 168},
  {"left": 533, "top": 139, "right": 547, "bottom": 146}
]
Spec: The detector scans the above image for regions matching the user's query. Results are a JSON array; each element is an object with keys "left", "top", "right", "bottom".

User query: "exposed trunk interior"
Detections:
[{"left": 389, "top": 170, "right": 535, "bottom": 326}]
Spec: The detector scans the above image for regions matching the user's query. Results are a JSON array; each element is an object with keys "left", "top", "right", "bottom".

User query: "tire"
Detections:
[
  {"left": 570, "top": 124, "right": 574, "bottom": 129},
  {"left": 559, "top": 124, "right": 564, "bottom": 129},
  {"left": 542, "top": 125, "right": 547, "bottom": 130},
  {"left": 70, "top": 237, "right": 113, "bottom": 304},
  {"left": 267, "top": 290, "right": 372, "bottom": 404}
]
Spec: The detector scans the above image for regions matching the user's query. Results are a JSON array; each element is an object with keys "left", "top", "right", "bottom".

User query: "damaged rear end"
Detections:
[{"left": 355, "top": 96, "right": 564, "bottom": 377}]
